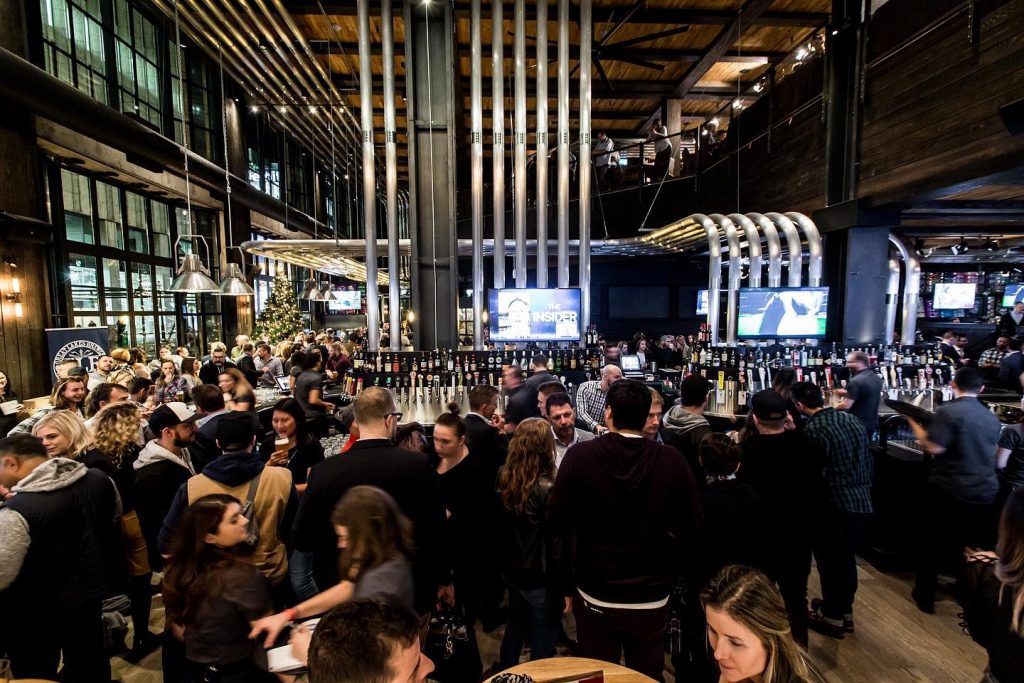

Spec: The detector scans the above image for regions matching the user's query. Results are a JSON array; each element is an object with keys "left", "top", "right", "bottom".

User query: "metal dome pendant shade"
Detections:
[
  {"left": 168, "top": 235, "right": 220, "bottom": 293},
  {"left": 218, "top": 262, "right": 256, "bottom": 296}
]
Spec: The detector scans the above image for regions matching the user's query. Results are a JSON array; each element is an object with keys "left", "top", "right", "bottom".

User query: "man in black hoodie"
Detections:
[
  {"left": 548, "top": 379, "right": 702, "bottom": 681},
  {"left": 662, "top": 373, "right": 713, "bottom": 483}
]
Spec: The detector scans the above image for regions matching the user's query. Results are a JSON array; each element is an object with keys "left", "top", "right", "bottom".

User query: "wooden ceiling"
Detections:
[{"left": 159, "top": 0, "right": 830, "bottom": 182}]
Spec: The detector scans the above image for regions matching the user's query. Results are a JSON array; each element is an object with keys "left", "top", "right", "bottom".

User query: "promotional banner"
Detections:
[{"left": 46, "top": 327, "right": 111, "bottom": 383}]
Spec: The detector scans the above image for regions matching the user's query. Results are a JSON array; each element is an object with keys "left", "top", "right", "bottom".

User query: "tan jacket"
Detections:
[{"left": 187, "top": 466, "right": 292, "bottom": 586}]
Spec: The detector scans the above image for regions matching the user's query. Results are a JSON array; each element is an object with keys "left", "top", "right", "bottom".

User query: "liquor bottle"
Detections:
[
  {"left": 447, "top": 349, "right": 454, "bottom": 372},
  {"left": 570, "top": 350, "right": 577, "bottom": 370},
  {"left": 392, "top": 354, "right": 400, "bottom": 374}
]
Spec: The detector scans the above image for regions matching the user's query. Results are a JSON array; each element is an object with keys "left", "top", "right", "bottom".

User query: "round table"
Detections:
[{"left": 485, "top": 657, "right": 657, "bottom": 683}]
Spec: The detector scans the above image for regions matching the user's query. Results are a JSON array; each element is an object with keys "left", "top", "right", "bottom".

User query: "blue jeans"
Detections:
[{"left": 499, "top": 581, "right": 563, "bottom": 669}]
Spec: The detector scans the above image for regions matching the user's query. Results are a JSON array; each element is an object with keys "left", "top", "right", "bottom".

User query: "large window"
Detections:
[
  {"left": 246, "top": 114, "right": 282, "bottom": 200},
  {"left": 113, "top": 0, "right": 161, "bottom": 126},
  {"left": 40, "top": 0, "right": 110, "bottom": 104},
  {"left": 57, "top": 166, "right": 224, "bottom": 356},
  {"left": 170, "top": 43, "right": 219, "bottom": 162}
]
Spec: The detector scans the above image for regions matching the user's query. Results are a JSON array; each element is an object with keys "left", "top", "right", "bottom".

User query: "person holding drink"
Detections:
[
  {"left": 153, "top": 360, "right": 189, "bottom": 405},
  {"left": 259, "top": 398, "right": 325, "bottom": 496}
]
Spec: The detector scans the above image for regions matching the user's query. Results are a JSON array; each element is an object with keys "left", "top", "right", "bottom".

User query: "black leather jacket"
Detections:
[{"left": 500, "top": 477, "right": 568, "bottom": 591}]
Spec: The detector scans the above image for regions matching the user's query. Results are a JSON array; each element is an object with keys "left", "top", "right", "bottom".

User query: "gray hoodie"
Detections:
[
  {"left": 133, "top": 439, "right": 195, "bottom": 474},
  {"left": 0, "top": 458, "right": 90, "bottom": 590},
  {"left": 662, "top": 405, "right": 710, "bottom": 437}
]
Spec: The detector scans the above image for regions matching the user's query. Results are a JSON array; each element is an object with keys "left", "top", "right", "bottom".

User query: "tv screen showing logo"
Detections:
[{"left": 488, "top": 288, "right": 582, "bottom": 342}]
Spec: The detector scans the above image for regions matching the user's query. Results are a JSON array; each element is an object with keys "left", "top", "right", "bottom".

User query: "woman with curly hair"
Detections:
[
  {"left": 162, "top": 494, "right": 272, "bottom": 682},
  {"left": 82, "top": 402, "right": 160, "bottom": 658},
  {"left": 497, "top": 417, "right": 570, "bottom": 668},
  {"left": 154, "top": 359, "right": 190, "bottom": 405},
  {"left": 702, "top": 565, "right": 824, "bottom": 683},
  {"left": 31, "top": 409, "right": 92, "bottom": 460}
]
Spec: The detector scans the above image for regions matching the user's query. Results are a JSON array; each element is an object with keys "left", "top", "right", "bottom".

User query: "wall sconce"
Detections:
[{"left": 4, "top": 259, "right": 23, "bottom": 318}]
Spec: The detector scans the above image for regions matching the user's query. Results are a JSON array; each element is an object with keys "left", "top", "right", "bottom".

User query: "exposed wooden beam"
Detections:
[
  {"left": 283, "top": 2, "right": 828, "bottom": 28},
  {"left": 635, "top": 0, "right": 774, "bottom": 134}
]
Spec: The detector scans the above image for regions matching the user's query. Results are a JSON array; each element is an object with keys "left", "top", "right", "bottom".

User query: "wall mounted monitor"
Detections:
[
  {"left": 932, "top": 282, "right": 977, "bottom": 310},
  {"left": 737, "top": 287, "right": 829, "bottom": 339},
  {"left": 488, "top": 288, "right": 582, "bottom": 342},
  {"left": 696, "top": 289, "right": 709, "bottom": 316},
  {"left": 327, "top": 290, "right": 362, "bottom": 312},
  {"left": 1002, "top": 283, "right": 1024, "bottom": 308}
]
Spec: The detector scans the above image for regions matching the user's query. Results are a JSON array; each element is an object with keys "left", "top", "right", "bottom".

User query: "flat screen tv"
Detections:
[
  {"left": 932, "top": 282, "right": 977, "bottom": 310},
  {"left": 327, "top": 290, "right": 362, "bottom": 312},
  {"left": 488, "top": 288, "right": 581, "bottom": 342},
  {"left": 737, "top": 287, "right": 829, "bottom": 339},
  {"left": 1002, "top": 283, "right": 1024, "bottom": 308},
  {"left": 696, "top": 289, "right": 709, "bottom": 315}
]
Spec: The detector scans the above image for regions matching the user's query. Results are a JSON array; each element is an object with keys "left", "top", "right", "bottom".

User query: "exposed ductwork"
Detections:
[
  {"left": 746, "top": 213, "right": 783, "bottom": 287},
  {"left": 786, "top": 212, "right": 823, "bottom": 287},
  {"left": 710, "top": 214, "right": 742, "bottom": 346},
  {"left": 765, "top": 212, "right": 803, "bottom": 287},
  {"left": 691, "top": 214, "right": 723, "bottom": 346},
  {"left": 729, "top": 213, "right": 762, "bottom": 288}
]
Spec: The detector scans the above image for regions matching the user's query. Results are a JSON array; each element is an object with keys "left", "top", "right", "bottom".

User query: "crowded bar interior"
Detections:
[{"left": 1, "top": 0, "right": 1024, "bottom": 681}]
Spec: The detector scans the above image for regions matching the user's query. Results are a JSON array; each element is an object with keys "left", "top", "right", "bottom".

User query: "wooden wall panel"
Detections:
[{"left": 858, "top": 0, "right": 1024, "bottom": 204}]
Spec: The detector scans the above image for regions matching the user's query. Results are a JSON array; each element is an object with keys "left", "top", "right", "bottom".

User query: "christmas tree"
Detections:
[{"left": 254, "top": 268, "right": 304, "bottom": 342}]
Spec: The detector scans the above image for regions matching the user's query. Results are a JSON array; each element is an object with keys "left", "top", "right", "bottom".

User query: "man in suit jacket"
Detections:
[
  {"left": 235, "top": 342, "right": 260, "bottom": 388},
  {"left": 464, "top": 384, "right": 507, "bottom": 477},
  {"left": 198, "top": 343, "right": 236, "bottom": 385},
  {"left": 938, "top": 331, "right": 965, "bottom": 369},
  {"left": 188, "top": 384, "right": 230, "bottom": 471},
  {"left": 997, "top": 300, "right": 1024, "bottom": 340},
  {"left": 522, "top": 354, "right": 556, "bottom": 416},
  {"left": 291, "top": 387, "right": 449, "bottom": 617}
]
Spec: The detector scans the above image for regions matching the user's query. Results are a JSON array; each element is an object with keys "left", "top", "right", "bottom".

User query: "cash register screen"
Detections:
[
  {"left": 275, "top": 375, "right": 290, "bottom": 392},
  {"left": 621, "top": 355, "right": 641, "bottom": 372}
]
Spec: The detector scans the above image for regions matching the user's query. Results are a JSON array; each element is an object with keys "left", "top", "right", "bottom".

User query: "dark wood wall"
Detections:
[{"left": 858, "top": 0, "right": 1024, "bottom": 204}]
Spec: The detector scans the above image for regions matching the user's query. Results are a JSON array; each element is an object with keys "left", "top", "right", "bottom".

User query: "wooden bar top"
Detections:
[{"left": 485, "top": 657, "right": 657, "bottom": 683}]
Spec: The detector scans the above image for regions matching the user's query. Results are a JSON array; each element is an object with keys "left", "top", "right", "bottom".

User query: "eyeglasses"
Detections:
[{"left": 388, "top": 411, "right": 403, "bottom": 421}]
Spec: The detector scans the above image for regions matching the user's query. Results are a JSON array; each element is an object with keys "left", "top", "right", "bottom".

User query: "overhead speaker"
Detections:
[{"left": 1001, "top": 97, "right": 1024, "bottom": 135}]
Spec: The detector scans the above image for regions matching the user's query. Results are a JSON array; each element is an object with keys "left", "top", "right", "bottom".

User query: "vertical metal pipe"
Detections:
[
  {"left": 357, "top": 0, "right": 379, "bottom": 351},
  {"left": 885, "top": 253, "right": 901, "bottom": 347},
  {"left": 691, "top": 213, "right": 722, "bottom": 346},
  {"left": 492, "top": 0, "right": 506, "bottom": 290},
  {"left": 711, "top": 214, "right": 741, "bottom": 346},
  {"left": 766, "top": 212, "right": 803, "bottom": 288},
  {"left": 729, "top": 213, "right": 762, "bottom": 288},
  {"left": 556, "top": 0, "right": 569, "bottom": 288},
  {"left": 747, "top": 213, "right": 782, "bottom": 287},
  {"left": 470, "top": 0, "right": 484, "bottom": 349},
  {"left": 383, "top": 0, "right": 400, "bottom": 351},
  {"left": 889, "top": 234, "right": 920, "bottom": 346},
  {"left": 535, "top": 0, "right": 549, "bottom": 288},
  {"left": 578, "top": 0, "right": 592, "bottom": 333},
  {"left": 786, "top": 212, "right": 823, "bottom": 287},
  {"left": 513, "top": 0, "right": 527, "bottom": 288}
]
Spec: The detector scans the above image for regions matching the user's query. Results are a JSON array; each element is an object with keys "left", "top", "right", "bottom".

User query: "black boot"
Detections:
[{"left": 126, "top": 573, "right": 161, "bottom": 661}]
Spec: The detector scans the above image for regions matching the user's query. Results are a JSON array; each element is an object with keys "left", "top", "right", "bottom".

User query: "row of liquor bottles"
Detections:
[
  {"left": 337, "top": 370, "right": 585, "bottom": 400},
  {"left": 350, "top": 348, "right": 605, "bottom": 375},
  {"left": 688, "top": 342, "right": 953, "bottom": 371}
]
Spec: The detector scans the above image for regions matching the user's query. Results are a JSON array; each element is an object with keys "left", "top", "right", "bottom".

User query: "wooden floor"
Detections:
[{"left": 112, "top": 558, "right": 988, "bottom": 682}]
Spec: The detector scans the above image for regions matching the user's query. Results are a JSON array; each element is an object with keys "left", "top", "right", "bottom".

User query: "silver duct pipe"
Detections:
[
  {"left": 690, "top": 213, "right": 722, "bottom": 346},
  {"left": 470, "top": 0, "right": 485, "bottom": 349},
  {"left": 382, "top": 0, "right": 400, "bottom": 351},
  {"left": 885, "top": 253, "right": 901, "bottom": 346},
  {"left": 357, "top": 0, "right": 379, "bottom": 351},
  {"left": 889, "top": 234, "right": 921, "bottom": 346},
  {"left": 728, "top": 213, "right": 762, "bottom": 288},
  {"left": 535, "top": 0, "right": 549, "bottom": 288},
  {"left": 746, "top": 213, "right": 782, "bottom": 287},
  {"left": 492, "top": 0, "right": 506, "bottom": 289},
  {"left": 765, "top": 212, "right": 803, "bottom": 288},
  {"left": 556, "top": 0, "right": 569, "bottom": 288},
  {"left": 786, "top": 212, "right": 823, "bottom": 287},
  {"left": 513, "top": 0, "right": 527, "bottom": 288},
  {"left": 710, "top": 214, "right": 742, "bottom": 346},
  {"left": 578, "top": 0, "right": 592, "bottom": 334}
]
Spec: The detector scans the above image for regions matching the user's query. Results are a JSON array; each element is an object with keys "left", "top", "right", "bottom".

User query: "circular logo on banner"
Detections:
[{"left": 53, "top": 339, "right": 106, "bottom": 375}]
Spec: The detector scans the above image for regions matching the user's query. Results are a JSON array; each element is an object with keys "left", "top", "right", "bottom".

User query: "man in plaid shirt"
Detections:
[
  {"left": 575, "top": 365, "right": 623, "bottom": 435},
  {"left": 792, "top": 381, "right": 873, "bottom": 639},
  {"left": 978, "top": 336, "right": 1010, "bottom": 369}
]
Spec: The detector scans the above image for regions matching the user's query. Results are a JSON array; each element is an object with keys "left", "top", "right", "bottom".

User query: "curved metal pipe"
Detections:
[
  {"left": 889, "top": 234, "right": 921, "bottom": 346},
  {"left": 357, "top": 0, "right": 379, "bottom": 351},
  {"left": 383, "top": 0, "right": 400, "bottom": 351},
  {"left": 556, "top": 0, "right": 570, "bottom": 288},
  {"left": 786, "top": 212, "right": 823, "bottom": 287},
  {"left": 710, "top": 214, "right": 742, "bottom": 346},
  {"left": 513, "top": 0, "right": 527, "bottom": 288},
  {"left": 535, "top": 0, "right": 549, "bottom": 288},
  {"left": 492, "top": 0, "right": 506, "bottom": 289},
  {"left": 728, "top": 213, "right": 762, "bottom": 288},
  {"left": 746, "top": 213, "right": 781, "bottom": 287},
  {"left": 765, "top": 212, "right": 803, "bottom": 288},
  {"left": 578, "top": 0, "right": 593, "bottom": 335},
  {"left": 690, "top": 213, "right": 722, "bottom": 346},
  {"left": 885, "top": 252, "right": 901, "bottom": 346}
]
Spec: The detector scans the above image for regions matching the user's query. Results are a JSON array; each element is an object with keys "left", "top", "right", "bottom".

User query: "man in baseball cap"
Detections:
[
  {"left": 750, "top": 389, "right": 789, "bottom": 423},
  {"left": 147, "top": 402, "right": 200, "bottom": 434}
]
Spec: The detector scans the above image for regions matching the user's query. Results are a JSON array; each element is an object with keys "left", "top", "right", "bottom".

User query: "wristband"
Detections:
[{"left": 283, "top": 607, "right": 298, "bottom": 622}]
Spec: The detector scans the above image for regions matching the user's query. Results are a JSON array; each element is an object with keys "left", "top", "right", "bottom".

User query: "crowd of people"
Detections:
[{"left": 0, "top": 326, "right": 1022, "bottom": 683}]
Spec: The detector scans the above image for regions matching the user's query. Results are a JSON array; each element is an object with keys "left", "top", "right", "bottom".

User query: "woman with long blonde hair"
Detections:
[
  {"left": 962, "top": 486, "right": 1024, "bottom": 683},
  {"left": 32, "top": 409, "right": 92, "bottom": 460},
  {"left": 82, "top": 402, "right": 160, "bottom": 657},
  {"left": 497, "top": 417, "right": 569, "bottom": 668},
  {"left": 702, "top": 565, "right": 823, "bottom": 683}
]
